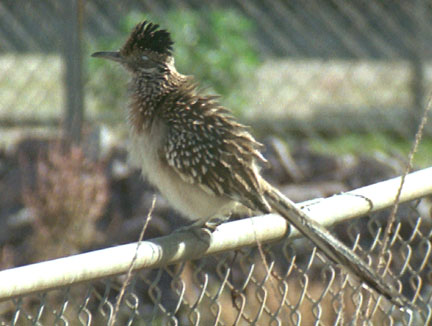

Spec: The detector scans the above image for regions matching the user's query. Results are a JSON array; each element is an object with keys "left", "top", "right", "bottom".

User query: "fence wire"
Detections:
[
  {"left": 1, "top": 167, "right": 432, "bottom": 325},
  {"left": 1, "top": 204, "right": 432, "bottom": 325},
  {"left": 1, "top": 1, "right": 432, "bottom": 326},
  {"left": 1, "top": 0, "right": 432, "bottom": 136}
]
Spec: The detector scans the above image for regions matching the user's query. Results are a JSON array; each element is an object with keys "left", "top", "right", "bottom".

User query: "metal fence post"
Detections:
[{"left": 63, "top": 0, "right": 84, "bottom": 144}]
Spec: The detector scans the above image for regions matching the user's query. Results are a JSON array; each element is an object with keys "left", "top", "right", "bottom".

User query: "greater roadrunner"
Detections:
[{"left": 92, "top": 21, "right": 413, "bottom": 309}]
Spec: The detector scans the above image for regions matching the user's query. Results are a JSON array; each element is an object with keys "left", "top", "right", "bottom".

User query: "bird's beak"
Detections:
[{"left": 91, "top": 51, "right": 123, "bottom": 63}]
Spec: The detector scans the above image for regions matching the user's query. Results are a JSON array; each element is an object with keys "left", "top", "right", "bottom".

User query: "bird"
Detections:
[{"left": 92, "top": 20, "right": 413, "bottom": 310}]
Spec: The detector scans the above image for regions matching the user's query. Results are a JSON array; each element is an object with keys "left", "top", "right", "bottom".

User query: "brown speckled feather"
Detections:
[
  {"left": 91, "top": 20, "right": 415, "bottom": 310},
  {"left": 161, "top": 87, "right": 270, "bottom": 212}
]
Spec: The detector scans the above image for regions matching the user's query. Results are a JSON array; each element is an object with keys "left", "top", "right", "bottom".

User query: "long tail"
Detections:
[{"left": 261, "top": 180, "right": 415, "bottom": 310}]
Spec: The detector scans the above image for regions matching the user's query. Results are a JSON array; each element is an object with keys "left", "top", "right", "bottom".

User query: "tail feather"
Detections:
[{"left": 262, "top": 180, "right": 415, "bottom": 310}]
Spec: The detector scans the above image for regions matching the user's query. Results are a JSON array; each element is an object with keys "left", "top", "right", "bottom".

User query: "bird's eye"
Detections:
[{"left": 141, "top": 55, "right": 149, "bottom": 61}]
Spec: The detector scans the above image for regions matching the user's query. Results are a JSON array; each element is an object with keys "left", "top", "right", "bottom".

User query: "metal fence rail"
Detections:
[{"left": 1, "top": 167, "right": 431, "bottom": 325}]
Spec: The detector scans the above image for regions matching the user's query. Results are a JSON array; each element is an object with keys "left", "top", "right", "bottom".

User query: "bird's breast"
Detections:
[
  {"left": 127, "top": 120, "right": 236, "bottom": 222},
  {"left": 128, "top": 119, "right": 166, "bottom": 178}
]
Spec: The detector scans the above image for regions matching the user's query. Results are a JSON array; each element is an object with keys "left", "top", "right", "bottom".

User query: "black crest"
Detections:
[{"left": 122, "top": 21, "right": 173, "bottom": 56}]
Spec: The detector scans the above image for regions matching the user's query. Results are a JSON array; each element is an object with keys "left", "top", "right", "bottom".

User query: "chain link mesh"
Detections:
[
  {"left": 1, "top": 1, "right": 432, "bottom": 325},
  {"left": 1, "top": 199, "right": 431, "bottom": 325}
]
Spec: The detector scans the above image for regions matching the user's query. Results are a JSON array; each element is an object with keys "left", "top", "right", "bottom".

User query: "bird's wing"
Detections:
[{"left": 161, "top": 95, "right": 270, "bottom": 212}]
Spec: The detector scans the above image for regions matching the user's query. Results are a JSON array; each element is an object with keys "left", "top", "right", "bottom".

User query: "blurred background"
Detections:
[
  {"left": 1, "top": 0, "right": 432, "bottom": 267},
  {"left": 1, "top": 1, "right": 432, "bottom": 150},
  {"left": 1, "top": 1, "right": 432, "bottom": 325},
  {"left": 1, "top": 0, "right": 432, "bottom": 262}
]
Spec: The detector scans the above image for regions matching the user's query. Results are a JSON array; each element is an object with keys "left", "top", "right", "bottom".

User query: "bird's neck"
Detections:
[{"left": 128, "top": 67, "right": 188, "bottom": 133}]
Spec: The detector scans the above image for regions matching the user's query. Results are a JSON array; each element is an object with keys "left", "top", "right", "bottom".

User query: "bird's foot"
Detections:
[
  {"left": 173, "top": 222, "right": 213, "bottom": 245},
  {"left": 204, "top": 218, "right": 225, "bottom": 230}
]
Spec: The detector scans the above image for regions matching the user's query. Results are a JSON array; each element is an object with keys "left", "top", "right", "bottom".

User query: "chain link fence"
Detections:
[
  {"left": 1, "top": 1, "right": 432, "bottom": 325},
  {"left": 1, "top": 1, "right": 432, "bottom": 137},
  {"left": 1, "top": 167, "right": 432, "bottom": 325}
]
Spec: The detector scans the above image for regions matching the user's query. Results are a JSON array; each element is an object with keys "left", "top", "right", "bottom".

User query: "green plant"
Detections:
[{"left": 86, "top": 9, "right": 261, "bottom": 118}]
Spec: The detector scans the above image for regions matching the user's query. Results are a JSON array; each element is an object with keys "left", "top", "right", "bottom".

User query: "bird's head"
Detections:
[{"left": 92, "top": 21, "right": 174, "bottom": 75}]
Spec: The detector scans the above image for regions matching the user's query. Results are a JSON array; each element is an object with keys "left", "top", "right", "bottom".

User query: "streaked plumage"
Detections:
[{"left": 91, "top": 20, "right": 414, "bottom": 310}]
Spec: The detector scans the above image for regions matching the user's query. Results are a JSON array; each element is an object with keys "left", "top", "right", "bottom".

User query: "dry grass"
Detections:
[{"left": 23, "top": 145, "right": 109, "bottom": 262}]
